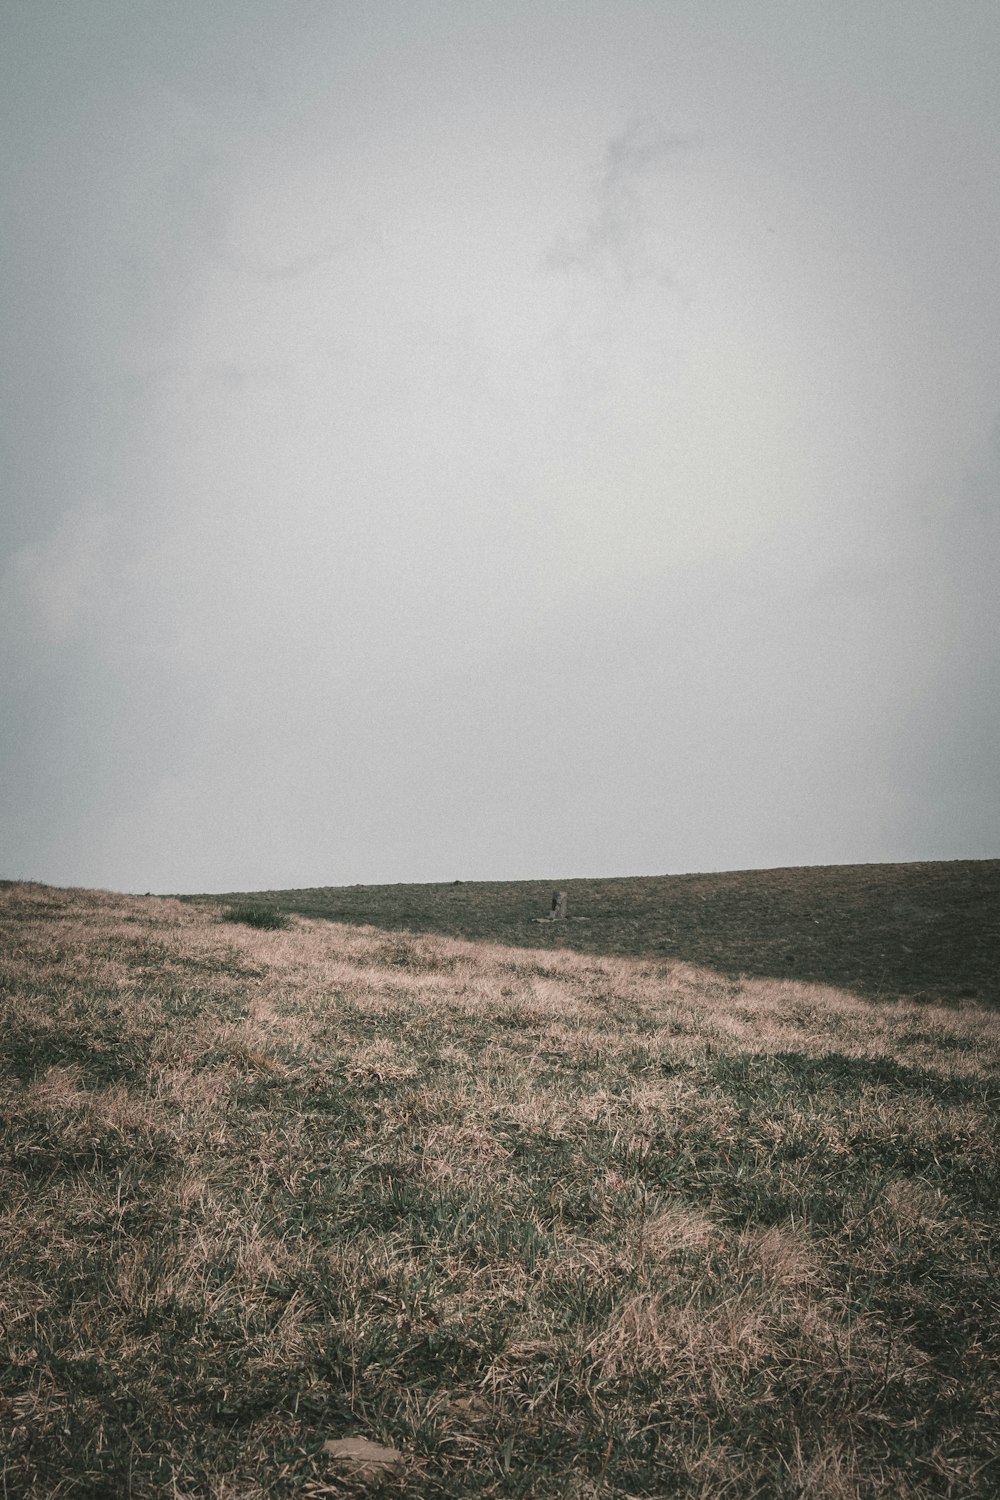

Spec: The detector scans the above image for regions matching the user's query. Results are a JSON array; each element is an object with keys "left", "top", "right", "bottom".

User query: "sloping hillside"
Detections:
[
  {"left": 2, "top": 879, "right": 999, "bottom": 1496},
  {"left": 191, "top": 860, "right": 1000, "bottom": 1007}
]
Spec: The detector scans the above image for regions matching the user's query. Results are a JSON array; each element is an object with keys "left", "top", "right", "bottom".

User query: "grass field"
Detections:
[
  {"left": 188, "top": 861, "right": 1000, "bottom": 1009},
  {"left": 2, "top": 866, "right": 999, "bottom": 1496}
]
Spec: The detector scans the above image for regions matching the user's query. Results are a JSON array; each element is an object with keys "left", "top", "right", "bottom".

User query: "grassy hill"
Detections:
[
  {"left": 186, "top": 859, "right": 1000, "bottom": 1007},
  {"left": 2, "top": 871, "right": 999, "bottom": 1496}
]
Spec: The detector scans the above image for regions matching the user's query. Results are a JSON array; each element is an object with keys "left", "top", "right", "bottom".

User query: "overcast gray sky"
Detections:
[{"left": 2, "top": 1, "right": 998, "bottom": 893}]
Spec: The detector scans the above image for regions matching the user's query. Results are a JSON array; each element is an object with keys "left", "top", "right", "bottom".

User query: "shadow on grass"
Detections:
[
  {"left": 710, "top": 1049, "right": 1000, "bottom": 1109},
  {"left": 186, "top": 860, "right": 1000, "bottom": 1008}
]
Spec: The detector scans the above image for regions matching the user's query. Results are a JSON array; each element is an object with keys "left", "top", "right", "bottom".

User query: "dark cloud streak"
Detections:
[{"left": 546, "top": 117, "right": 700, "bottom": 285}]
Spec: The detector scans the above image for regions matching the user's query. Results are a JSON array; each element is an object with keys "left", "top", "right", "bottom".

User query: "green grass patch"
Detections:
[{"left": 221, "top": 902, "right": 291, "bottom": 931}]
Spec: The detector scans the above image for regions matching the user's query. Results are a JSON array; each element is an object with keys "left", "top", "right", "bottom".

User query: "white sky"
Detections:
[{"left": 2, "top": 0, "right": 998, "bottom": 891}]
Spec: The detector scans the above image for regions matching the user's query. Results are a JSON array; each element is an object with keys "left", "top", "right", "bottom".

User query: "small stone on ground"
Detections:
[{"left": 321, "top": 1436, "right": 404, "bottom": 1478}]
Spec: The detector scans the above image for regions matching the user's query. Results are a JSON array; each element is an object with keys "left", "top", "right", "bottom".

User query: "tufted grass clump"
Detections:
[{"left": 221, "top": 902, "right": 290, "bottom": 930}]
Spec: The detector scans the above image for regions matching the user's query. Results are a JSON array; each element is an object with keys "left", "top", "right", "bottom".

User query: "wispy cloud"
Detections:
[{"left": 547, "top": 118, "right": 700, "bottom": 286}]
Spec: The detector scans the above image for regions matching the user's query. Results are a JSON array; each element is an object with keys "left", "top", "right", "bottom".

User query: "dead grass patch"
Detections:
[{"left": 1, "top": 880, "right": 998, "bottom": 1496}]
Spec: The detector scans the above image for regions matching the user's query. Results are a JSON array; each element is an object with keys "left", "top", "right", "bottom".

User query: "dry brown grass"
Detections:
[{"left": 1, "top": 878, "right": 999, "bottom": 1496}]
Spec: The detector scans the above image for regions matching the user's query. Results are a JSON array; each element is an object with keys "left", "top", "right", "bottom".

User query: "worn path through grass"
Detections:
[{"left": 2, "top": 881, "right": 999, "bottom": 1496}]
